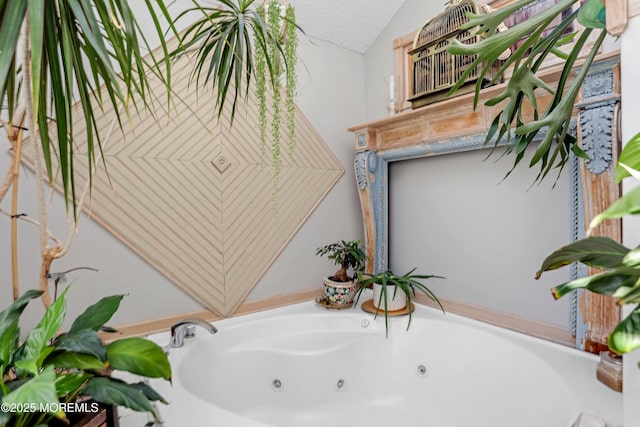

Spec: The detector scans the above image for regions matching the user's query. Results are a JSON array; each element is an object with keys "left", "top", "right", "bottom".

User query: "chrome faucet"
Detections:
[{"left": 169, "top": 318, "right": 217, "bottom": 348}]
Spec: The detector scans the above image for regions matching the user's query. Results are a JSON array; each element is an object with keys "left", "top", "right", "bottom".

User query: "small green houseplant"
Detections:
[
  {"left": 354, "top": 269, "right": 444, "bottom": 336},
  {"left": 0, "top": 289, "right": 171, "bottom": 427},
  {"left": 316, "top": 240, "right": 367, "bottom": 305}
]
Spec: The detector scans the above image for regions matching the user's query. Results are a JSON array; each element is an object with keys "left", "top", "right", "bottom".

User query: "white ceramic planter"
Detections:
[
  {"left": 372, "top": 283, "right": 407, "bottom": 311},
  {"left": 323, "top": 277, "right": 357, "bottom": 306}
]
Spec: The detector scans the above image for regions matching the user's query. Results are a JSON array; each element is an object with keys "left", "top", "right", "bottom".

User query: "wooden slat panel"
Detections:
[{"left": 23, "top": 38, "right": 343, "bottom": 317}]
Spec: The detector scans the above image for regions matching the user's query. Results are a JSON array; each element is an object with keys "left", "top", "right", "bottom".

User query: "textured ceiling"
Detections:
[{"left": 293, "top": 0, "right": 408, "bottom": 53}]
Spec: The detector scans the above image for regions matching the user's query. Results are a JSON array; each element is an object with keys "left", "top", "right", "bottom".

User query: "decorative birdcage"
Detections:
[{"left": 408, "top": 0, "right": 498, "bottom": 108}]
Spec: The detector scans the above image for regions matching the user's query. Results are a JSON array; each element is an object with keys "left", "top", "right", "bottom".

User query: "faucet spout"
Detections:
[{"left": 170, "top": 318, "right": 217, "bottom": 348}]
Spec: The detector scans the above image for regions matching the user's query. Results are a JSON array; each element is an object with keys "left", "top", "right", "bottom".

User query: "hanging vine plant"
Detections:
[
  {"left": 284, "top": 4, "right": 298, "bottom": 157},
  {"left": 254, "top": 0, "right": 299, "bottom": 194}
]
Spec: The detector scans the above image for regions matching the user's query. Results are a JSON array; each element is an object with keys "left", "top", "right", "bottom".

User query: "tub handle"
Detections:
[{"left": 170, "top": 318, "right": 218, "bottom": 348}]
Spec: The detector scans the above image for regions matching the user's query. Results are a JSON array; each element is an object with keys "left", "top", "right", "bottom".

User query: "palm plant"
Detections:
[
  {"left": 0, "top": 0, "right": 297, "bottom": 307},
  {"left": 1, "top": 1, "right": 299, "bottom": 424},
  {"left": 354, "top": 269, "right": 444, "bottom": 336}
]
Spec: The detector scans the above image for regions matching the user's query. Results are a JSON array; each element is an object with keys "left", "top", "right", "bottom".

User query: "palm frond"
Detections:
[{"left": 0, "top": 0, "right": 175, "bottom": 217}]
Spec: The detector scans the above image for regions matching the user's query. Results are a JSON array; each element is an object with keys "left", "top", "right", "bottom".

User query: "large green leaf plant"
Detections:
[
  {"left": 537, "top": 133, "right": 640, "bottom": 357},
  {"left": 0, "top": 289, "right": 171, "bottom": 426},
  {"left": 0, "top": 1, "right": 299, "bottom": 424},
  {"left": 446, "top": 0, "right": 606, "bottom": 182},
  {"left": 447, "top": 0, "right": 640, "bottom": 360}
]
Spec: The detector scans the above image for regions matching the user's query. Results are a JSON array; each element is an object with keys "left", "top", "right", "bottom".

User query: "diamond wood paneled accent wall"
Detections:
[{"left": 24, "top": 50, "right": 343, "bottom": 317}]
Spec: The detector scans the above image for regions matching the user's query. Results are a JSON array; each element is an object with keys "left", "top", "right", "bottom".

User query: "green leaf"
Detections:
[
  {"left": 18, "top": 289, "right": 68, "bottom": 374},
  {"left": 53, "top": 330, "right": 107, "bottom": 361},
  {"left": 578, "top": 0, "right": 606, "bottom": 29},
  {"left": 446, "top": 0, "right": 611, "bottom": 183},
  {"left": 70, "top": 295, "right": 124, "bottom": 333},
  {"left": 46, "top": 351, "right": 106, "bottom": 371},
  {"left": 81, "top": 377, "right": 156, "bottom": 416},
  {"left": 0, "top": 321, "right": 19, "bottom": 371},
  {"left": 536, "top": 236, "right": 631, "bottom": 278},
  {"left": 623, "top": 246, "right": 640, "bottom": 267},
  {"left": 14, "top": 347, "right": 55, "bottom": 376},
  {"left": 55, "top": 372, "right": 92, "bottom": 398},
  {"left": 1, "top": 366, "right": 64, "bottom": 419},
  {"left": 106, "top": 338, "right": 171, "bottom": 380},
  {"left": 129, "top": 382, "right": 168, "bottom": 404},
  {"left": 550, "top": 268, "right": 640, "bottom": 299},
  {"left": 0, "top": 290, "right": 43, "bottom": 337},
  {"left": 616, "top": 133, "right": 640, "bottom": 182},
  {"left": 0, "top": 0, "right": 27, "bottom": 91},
  {"left": 28, "top": 0, "right": 45, "bottom": 117},
  {"left": 617, "top": 281, "right": 640, "bottom": 305},
  {"left": 609, "top": 305, "right": 640, "bottom": 354},
  {"left": 589, "top": 186, "right": 640, "bottom": 231}
]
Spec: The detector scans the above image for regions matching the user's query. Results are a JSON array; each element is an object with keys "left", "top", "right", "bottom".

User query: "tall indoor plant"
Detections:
[
  {"left": 0, "top": 0, "right": 301, "bottom": 424},
  {"left": 0, "top": 0, "right": 299, "bottom": 308}
]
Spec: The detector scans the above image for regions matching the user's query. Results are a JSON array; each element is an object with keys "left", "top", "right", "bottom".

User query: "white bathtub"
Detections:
[{"left": 148, "top": 294, "right": 622, "bottom": 427}]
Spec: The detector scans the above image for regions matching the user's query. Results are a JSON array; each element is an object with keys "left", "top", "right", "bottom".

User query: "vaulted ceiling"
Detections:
[{"left": 292, "top": 0, "right": 408, "bottom": 53}]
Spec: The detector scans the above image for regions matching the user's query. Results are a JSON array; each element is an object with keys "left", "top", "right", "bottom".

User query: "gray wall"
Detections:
[
  {"left": 389, "top": 148, "right": 571, "bottom": 327},
  {"left": 363, "top": 0, "right": 443, "bottom": 120},
  {"left": 362, "top": 1, "right": 577, "bottom": 327}
]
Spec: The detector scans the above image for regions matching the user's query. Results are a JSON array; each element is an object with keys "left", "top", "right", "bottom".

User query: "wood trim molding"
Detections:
[
  {"left": 101, "top": 286, "right": 572, "bottom": 347},
  {"left": 630, "top": 0, "right": 640, "bottom": 18},
  {"left": 576, "top": 60, "right": 622, "bottom": 352},
  {"left": 414, "top": 294, "right": 574, "bottom": 347},
  {"left": 99, "top": 288, "right": 321, "bottom": 342},
  {"left": 606, "top": 0, "right": 629, "bottom": 36}
]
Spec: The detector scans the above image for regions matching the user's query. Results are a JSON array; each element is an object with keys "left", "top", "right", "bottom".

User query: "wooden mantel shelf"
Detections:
[{"left": 349, "top": 51, "right": 620, "bottom": 155}]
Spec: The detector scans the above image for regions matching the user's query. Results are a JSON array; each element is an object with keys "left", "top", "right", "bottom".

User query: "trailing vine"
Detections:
[
  {"left": 253, "top": 0, "right": 298, "bottom": 196},
  {"left": 284, "top": 5, "right": 298, "bottom": 157},
  {"left": 255, "top": 4, "right": 268, "bottom": 164},
  {"left": 267, "top": 0, "right": 283, "bottom": 192}
]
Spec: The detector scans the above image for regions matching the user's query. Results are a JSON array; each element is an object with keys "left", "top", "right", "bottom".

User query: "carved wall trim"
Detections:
[
  {"left": 575, "top": 57, "right": 622, "bottom": 352},
  {"left": 355, "top": 151, "right": 369, "bottom": 190}
]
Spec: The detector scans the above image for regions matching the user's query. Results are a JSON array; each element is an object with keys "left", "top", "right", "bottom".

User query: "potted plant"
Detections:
[
  {"left": 354, "top": 268, "right": 444, "bottom": 335},
  {"left": 316, "top": 240, "right": 367, "bottom": 306},
  {"left": 0, "top": 289, "right": 171, "bottom": 427}
]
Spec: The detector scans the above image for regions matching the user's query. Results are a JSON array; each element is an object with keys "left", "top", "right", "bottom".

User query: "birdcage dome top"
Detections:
[{"left": 413, "top": 0, "right": 480, "bottom": 49}]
